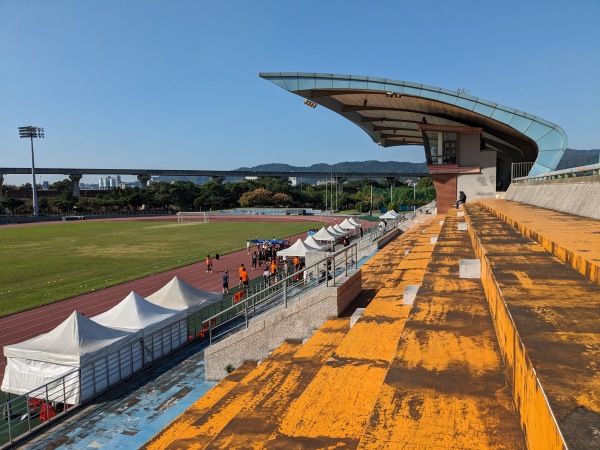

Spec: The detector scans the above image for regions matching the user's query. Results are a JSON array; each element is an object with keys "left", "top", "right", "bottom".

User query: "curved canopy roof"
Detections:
[{"left": 260, "top": 73, "right": 567, "bottom": 176}]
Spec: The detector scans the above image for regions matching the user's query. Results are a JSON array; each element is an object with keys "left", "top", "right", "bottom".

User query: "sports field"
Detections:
[{"left": 0, "top": 219, "right": 319, "bottom": 317}]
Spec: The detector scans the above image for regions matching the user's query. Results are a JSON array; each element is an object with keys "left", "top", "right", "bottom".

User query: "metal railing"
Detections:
[
  {"left": 0, "top": 318, "right": 188, "bottom": 448},
  {"left": 513, "top": 162, "right": 600, "bottom": 183},
  {"left": 511, "top": 162, "right": 535, "bottom": 182},
  {"left": 199, "top": 244, "right": 359, "bottom": 345}
]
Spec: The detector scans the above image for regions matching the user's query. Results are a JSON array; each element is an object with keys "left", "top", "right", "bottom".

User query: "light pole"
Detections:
[
  {"left": 406, "top": 179, "right": 417, "bottom": 216},
  {"left": 19, "top": 126, "right": 44, "bottom": 217}
]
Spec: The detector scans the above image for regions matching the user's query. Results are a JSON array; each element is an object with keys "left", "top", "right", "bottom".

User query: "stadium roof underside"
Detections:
[{"left": 260, "top": 73, "right": 567, "bottom": 176}]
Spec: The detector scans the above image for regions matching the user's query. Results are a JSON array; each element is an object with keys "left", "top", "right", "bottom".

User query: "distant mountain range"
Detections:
[
  {"left": 235, "top": 160, "right": 427, "bottom": 173},
  {"left": 556, "top": 148, "right": 600, "bottom": 170},
  {"left": 154, "top": 149, "right": 598, "bottom": 184}
]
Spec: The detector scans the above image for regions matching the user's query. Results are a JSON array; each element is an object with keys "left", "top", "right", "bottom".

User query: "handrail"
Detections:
[
  {"left": 203, "top": 243, "right": 359, "bottom": 345},
  {"left": 513, "top": 162, "right": 600, "bottom": 183}
]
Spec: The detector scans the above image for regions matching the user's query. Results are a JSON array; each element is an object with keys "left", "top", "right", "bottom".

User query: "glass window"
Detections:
[
  {"left": 281, "top": 77, "right": 299, "bottom": 91},
  {"left": 367, "top": 80, "right": 386, "bottom": 91},
  {"left": 438, "top": 93, "right": 458, "bottom": 105},
  {"left": 420, "top": 88, "right": 439, "bottom": 100},
  {"left": 349, "top": 79, "right": 368, "bottom": 90},
  {"left": 455, "top": 97, "right": 476, "bottom": 111},
  {"left": 403, "top": 86, "right": 421, "bottom": 96},
  {"left": 316, "top": 77, "right": 333, "bottom": 89},
  {"left": 332, "top": 77, "right": 350, "bottom": 89},
  {"left": 535, "top": 150, "right": 563, "bottom": 170},
  {"left": 491, "top": 108, "right": 515, "bottom": 125},
  {"left": 525, "top": 121, "right": 552, "bottom": 141},
  {"left": 508, "top": 115, "right": 533, "bottom": 134},
  {"left": 473, "top": 102, "right": 495, "bottom": 117},
  {"left": 298, "top": 77, "right": 316, "bottom": 90},
  {"left": 536, "top": 129, "right": 566, "bottom": 150}
]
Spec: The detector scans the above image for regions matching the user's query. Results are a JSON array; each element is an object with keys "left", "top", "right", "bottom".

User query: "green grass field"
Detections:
[{"left": 0, "top": 220, "right": 320, "bottom": 317}]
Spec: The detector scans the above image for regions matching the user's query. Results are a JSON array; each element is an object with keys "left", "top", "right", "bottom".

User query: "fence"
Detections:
[{"left": 512, "top": 162, "right": 600, "bottom": 183}]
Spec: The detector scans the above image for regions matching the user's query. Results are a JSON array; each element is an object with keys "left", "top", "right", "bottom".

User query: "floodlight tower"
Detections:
[{"left": 18, "top": 126, "right": 44, "bottom": 217}]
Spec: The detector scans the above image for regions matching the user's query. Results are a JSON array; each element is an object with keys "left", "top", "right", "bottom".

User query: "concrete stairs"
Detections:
[
  {"left": 465, "top": 201, "right": 600, "bottom": 450},
  {"left": 357, "top": 210, "right": 525, "bottom": 449},
  {"left": 142, "top": 201, "right": 600, "bottom": 449},
  {"left": 142, "top": 219, "right": 439, "bottom": 449}
]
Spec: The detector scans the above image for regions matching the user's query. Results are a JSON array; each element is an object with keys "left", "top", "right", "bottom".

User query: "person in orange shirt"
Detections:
[
  {"left": 270, "top": 259, "right": 277, "bottom": 283},
  {"left": 241, "top": 268, "right": 249, "bottom": 290},
  {"left": 293, "top": 256, "right": 300, "bottom": 271},
  {"left": 206, "top": 255, "right": 213, "bottom": 273},
  {"left": 238, "top": 264, "right": 245, "bottom": 287}
]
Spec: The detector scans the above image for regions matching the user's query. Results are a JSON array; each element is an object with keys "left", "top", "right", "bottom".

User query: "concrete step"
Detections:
[
  {"left": 358, "top": 210, "right": 526, "bottom": 449},
  {"left": 262, "top": 219, "right": 441, "bottom": 448},
  {"left": 465, "top": 203, "right": 600, "bottom": 450},
  {"left": 477, "top": 198, "right": 600, "bottom": 285},
  {"left": 142, "top": 341, "right": 301, "bottom": 449},
  {"left": 204, "top": 317, "right": 351, "bottom": 449}
]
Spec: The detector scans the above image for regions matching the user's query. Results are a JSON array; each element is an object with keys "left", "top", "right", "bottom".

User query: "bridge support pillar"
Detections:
[
  {"left": 137, "top": 175, "right": 151, "bottom": 187},
  {"left": 0, "top": 174, "right": 4, "bottom": 203},
  {"left": 211, "top": 176, "right": 225, "bottom": 184},
  {"left": 69, "top": 174, "right": 82, "bottom": 198}
]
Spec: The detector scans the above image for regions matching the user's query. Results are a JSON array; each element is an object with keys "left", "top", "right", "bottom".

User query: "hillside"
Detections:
[
  {"left": 557, "top": 148, "right": 600, "bottom": 170},
  {"left": 236, "top": 160, "right": 427, "bottom": 173}
]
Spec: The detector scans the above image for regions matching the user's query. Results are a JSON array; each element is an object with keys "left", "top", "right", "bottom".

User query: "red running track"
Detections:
[{"left": 0, "top": 214, "right": 362, "bottom": 386}]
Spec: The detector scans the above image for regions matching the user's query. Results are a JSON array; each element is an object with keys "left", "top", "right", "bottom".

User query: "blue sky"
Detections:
[{"left": 1, "top": 0, "right": 599, "bottom": 185}]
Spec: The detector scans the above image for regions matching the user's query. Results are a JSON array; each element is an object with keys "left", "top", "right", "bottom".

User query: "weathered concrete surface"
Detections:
[
  {"left": 204, "top": 270, "right": 362, "bottom": 381},
  {"left": 359, "top": 210, "right": 525, "bottom": 449},
  {"left": 478, "top": 198, "right": 600, "bottom": 285},
  {"left": 263, "top": 220, "right": 439, "bottom": 448},
  {"left": 465, "top": 203, "right": 600, "bottom": 450},
  {"left": 505, "top": 175, "right": 600, "bottom": 220}
]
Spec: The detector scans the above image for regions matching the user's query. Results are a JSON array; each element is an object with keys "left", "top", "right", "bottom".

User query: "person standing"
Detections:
[
  {"left": 206, "top": 255, "right": 213, "bottom": 273},
  {"left": 270, "top": 259, "right": 277, "bottom": 283},
  {"left": 238, "top": 264, "right": 245, "bottom": 287},
  {"left": 251, "top": 251, "right": 257, "bottom": 270},
  {"left": 222, "top": 271, "right": 229, "bottom": 294},
  {"left": 263, "top": 267, "right": 271, "bottom": 286},
  {"left": 247, "top": 240, "right": 251, "bottom": 254},
  {"left": 241, "top": 267, "right": 249, "bottom": 291}
]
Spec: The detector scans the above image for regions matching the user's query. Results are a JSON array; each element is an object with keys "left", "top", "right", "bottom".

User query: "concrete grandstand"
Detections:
[{"left": 3, "top": 75, "right": 599, "bottom": 450}]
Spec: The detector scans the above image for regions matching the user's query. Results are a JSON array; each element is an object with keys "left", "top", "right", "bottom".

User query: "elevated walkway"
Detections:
[{"left": 465, "top": 201, "right": 600, "bottom": 449}]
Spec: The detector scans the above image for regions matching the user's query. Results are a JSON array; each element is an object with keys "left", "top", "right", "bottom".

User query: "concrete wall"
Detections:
[
  {"left": 505, "top": 175, "right": 600, "bottom": 220},
  {"left": 204, "top": 270, "right": 362, "bottom": 381},
  {"left": 457, "top": 133, "right": 497, "bottom": 202}
]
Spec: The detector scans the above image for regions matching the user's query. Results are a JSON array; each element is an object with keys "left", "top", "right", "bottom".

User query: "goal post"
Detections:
[{"left": 176, "top": 212, "right": 209, "bottom": 223}]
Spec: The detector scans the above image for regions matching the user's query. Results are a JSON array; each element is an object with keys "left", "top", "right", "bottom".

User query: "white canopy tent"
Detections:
[
  {"left": 332, "top": 224, "right": 349, "bottom": 235},
  {"left": 277, "top": 239, "right": 321, "bottom": 257},
  {"left": 2, "top": 311, "right": 139, "bottom": 404},
  {"left": 379, "top": 210, "right": 400, "bottom": 219},
  {"left": 326, "top": 225, "right": 345, "bottom": 237},
  {"left": 92, "top": 291, "right": 187, "bottom": 364},
  {"left": 304, "top": 235, "right": 327, "bottom": 249},
  {"left": 312, "top": 226, "right": 338, "bottom": 242},
  {"left": 348, "top": 218, "right": 362, "bottom": 227},
  {"left": 339, "top": 218, "right": 360, "bottom": 230},
  {"left": 146, "top": 276, "right": 221, "bottom": 313}
]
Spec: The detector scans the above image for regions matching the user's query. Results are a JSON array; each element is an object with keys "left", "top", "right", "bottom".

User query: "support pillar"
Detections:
[
  {"left": 0, "top": 174, "right": 4, "bottom": 203},
  {"left": 385, "top": 177, "right": 396, "bottom": 202},
  {"left": 137, "top": 174, "right": 151, "bottom": 187},
  {"left": 69, "top": 174, "right": 82, "bottom": 198}
]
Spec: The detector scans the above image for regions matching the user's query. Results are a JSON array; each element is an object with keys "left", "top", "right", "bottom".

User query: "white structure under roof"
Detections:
[
  {"left": 312, "top": 226, "right": 338, "bottom": 242},
  {"left": 339, "top": 218, "right": 360, "bottom": 230},
  {"left": 146, "top": 276, "right": 221, "bottom": 313},
  {"left": 277, "top": 239, "right": 321, "bottom": 257},
  {"left": 2, "top": 311, "right": 138, "bottom": 404},
  {"left": 304, "top": 235, "right": 328, "bottom": 249}
]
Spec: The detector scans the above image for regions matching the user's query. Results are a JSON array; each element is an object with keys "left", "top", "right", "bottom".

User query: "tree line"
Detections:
[{"left": 1, "top": 177, "right": 436, "bottom": 216}]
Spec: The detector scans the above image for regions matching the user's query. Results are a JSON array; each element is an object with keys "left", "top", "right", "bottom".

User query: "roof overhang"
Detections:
[{"left": 260, "top": 73, "right": 568, "bottom": 176}]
